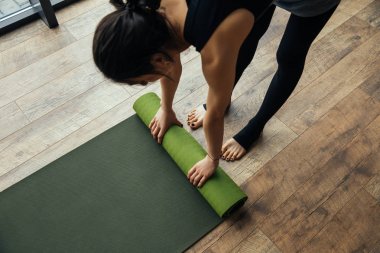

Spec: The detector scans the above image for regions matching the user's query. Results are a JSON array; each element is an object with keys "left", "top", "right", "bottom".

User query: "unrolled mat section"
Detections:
[{"left": 0, "top": 92, "right": 247, "bottom": 253}]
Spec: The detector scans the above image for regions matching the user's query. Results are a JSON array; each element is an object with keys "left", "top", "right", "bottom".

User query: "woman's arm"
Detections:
[
  {"left": 160, "top": 52, "right": 182, "bottom": 111},
  {"left": 188, "top": 9, "right": 254, "bottom": 187},
  {"left": 149, "top": 52, "right": 183, "bottom": 143}
]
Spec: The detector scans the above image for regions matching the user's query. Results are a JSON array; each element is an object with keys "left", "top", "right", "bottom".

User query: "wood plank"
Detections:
[
  {"left": 303, "top": 190, "right": 380, "bottom": 253},
  {"left": 63, "top": 3, "right": 114, "bottom": 40},
  {"left": 16, "top": 61, "right": 105, "bottom": 121},
  {"left": 232, "top": 118, "right": 297, "bottom": 186},
  {"left": 0, "top": 20, "right": 48, "bottom": 53},
  {"left": 359, "top": 70, "right": 380, "bottom": 102},
  {"left": 314, "top": 9, "right": 351, "bottom": 41},
  {"left": 0, "top": 85, "right": 160, "bottom": 192},
  {"left": 303, "top": 219, "right": 364, "bottom": 253},
  {"left": 277, "top": 30, "right": 380, "bottom": 134},
  {"left": 292, "top": 16, "right": 378, "bottom": 97},
  {"left": 0, "top": 81, "right": 130, "bottom": 177},
  {"left": 0, "top": 34, "right": 93, "bottom": 108},
  {"left": 338, "top": 0, "right": 376, "bottom": 16},
  {"left": 180, "top": 46, "right": 199, "bottom": 66},
  {"left": 0, "top": 102, "right": 29, "bottom": 140},
  {"left": 231, "top": 229, "right": 281, "bottom": 253},
  {"left": 259, "top": 114, "right": 380, "bottom": 252},
  {"left": 366, "top": 174, "right": 380, "bottom": 201},
  {"left": 56, "top": 0, "right": 105, "bottom": 24},
  {"left": 334, "top": 89, "right": 380, "bottom": 135},
  {"left": 0, "top": 26, "right": 76, "bottom": 79},
  {"left": 355, "top": 0, "right": 380, "bottom": 27},
  {"left": 369, "top": 241, "right": 380, "bottom": 253}
]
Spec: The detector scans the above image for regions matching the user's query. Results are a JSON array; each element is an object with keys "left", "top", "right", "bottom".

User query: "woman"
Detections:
[{"left": 93, "top": 0, "right": 340, "bottom": 187}]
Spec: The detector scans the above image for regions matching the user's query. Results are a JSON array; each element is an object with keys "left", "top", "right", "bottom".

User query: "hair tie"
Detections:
[{"left": 125, "top": 0, "right": 155, "bottom": 13}]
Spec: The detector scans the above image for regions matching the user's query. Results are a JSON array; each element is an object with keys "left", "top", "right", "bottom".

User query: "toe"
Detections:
[
  {"left": 221, "top": 142, "right": 229, "bottom": 153},
  {"left": 226, "top": 151, "right": 235, "bottom": 161},
  {"left": 236, "top": 149, "right": 246, "bottom": 160},
  {"left": 188, "top": 111, "right": 196, "bottom": 118},
  {"left": 188, "top": 109, "right": 197, "bottom": 116},
  {"left": 187, "top": 115, "right": 196, "bottom": 123},
  {"left": 223, "top": 150, "right": 231, "bottom": 160},
  {"left": 230, "top": 152, "right": 237, "bottom": 161},
  {"left": 188, "top": 115, "right": 198, "bottom": 124},
  {"left": 190, "top": 119, "right": 202, "bottom": 130}
]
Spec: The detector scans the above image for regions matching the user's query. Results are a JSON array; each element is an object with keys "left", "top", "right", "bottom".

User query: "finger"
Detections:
[
  {"left": 150, "top": 120, "right": 157, "bottom": 135},
  {"left": 151, "top": 123, "right": 157, "bottom": 137},
  {"left": 197, "top": 176, "right": 207, "bottom": 188},
  {"left": 152, "top": 126, "right": 160, "bottom": 140},
  {"left": 187, "top": 167, "right": 196, "bottom": 179},
  {"left": 157, "top": 130, "right": 164, "bottom": 144},
  {"left": 149, "top": 117, "right": 156, "bottom": 129},
  {"left": 190, "top": 171, "right": 199, "bottom": 184},
  {"left": 193, "top": 173, "right": 203, "bottom": 186}
]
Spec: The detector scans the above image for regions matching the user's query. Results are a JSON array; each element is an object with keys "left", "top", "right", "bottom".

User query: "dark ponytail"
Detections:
[{"left": 93, "top": 0, "right": 174, "bottom": 83}]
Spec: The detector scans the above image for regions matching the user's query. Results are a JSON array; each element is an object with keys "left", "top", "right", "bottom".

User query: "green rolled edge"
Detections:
[{"left": 133, "top": 92, "right": 247, "bottom": 218}]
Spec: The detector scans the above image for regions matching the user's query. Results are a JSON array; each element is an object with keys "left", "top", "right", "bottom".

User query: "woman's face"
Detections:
[{"left": 127, "top": 74, "right": 162, "bottom": 85}]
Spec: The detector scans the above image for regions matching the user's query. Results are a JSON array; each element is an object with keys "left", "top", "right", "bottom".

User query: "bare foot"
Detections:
[
  {"left": 187, "top": 104, "right": 206, "bottom": 130},
  {"left": 187, "top": 103, "right": 231, "bottom": 130},
  {"left": 221, "top": 138, "right": 247, "bottom": 161}
]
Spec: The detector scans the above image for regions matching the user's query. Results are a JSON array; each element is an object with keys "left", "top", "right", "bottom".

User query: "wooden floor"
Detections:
[{"left": 0, "top": 0, "right": 379, "bottom": 252}]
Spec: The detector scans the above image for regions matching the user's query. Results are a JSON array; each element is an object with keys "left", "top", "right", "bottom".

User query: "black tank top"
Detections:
[{"left": 184, "top": 0, "right": 274, "bottom": 52}]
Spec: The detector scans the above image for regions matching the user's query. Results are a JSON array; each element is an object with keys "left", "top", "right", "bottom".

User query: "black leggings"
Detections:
[{"left": 232, "top": 4, "right": 338, "bottom": 150}]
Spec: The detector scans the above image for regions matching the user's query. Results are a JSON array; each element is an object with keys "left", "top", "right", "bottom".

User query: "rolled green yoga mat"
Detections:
[
  {"left": 0, "top": 92, "right": 247, "bottom": 253},
  {"left": 133, "top": 92, "right": 247, "bottom": 217}
]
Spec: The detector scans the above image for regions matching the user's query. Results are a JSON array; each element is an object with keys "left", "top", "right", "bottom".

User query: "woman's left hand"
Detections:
[{"left": 187, "top": 155, "right": 219, "bottom": 187}]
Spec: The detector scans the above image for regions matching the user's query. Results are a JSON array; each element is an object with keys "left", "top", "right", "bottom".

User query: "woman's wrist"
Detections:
[
  {"left": 160, "top": 104, "right": 174, "bottom": 113},
  {"left": 206, "top": 153, "right": 220, "bottom": 166}
]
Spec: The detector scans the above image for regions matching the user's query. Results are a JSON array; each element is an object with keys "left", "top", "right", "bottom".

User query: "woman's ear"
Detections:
[{"left": 151, "top": 53, "right": 172, "bottom": 71}]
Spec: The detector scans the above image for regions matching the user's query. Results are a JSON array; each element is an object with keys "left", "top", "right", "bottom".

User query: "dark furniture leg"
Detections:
[{"left": 29, "top": 0, "right": 58, "bottom": 28}]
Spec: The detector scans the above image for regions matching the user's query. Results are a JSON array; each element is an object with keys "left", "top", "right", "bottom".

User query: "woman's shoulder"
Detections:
[{"left": 200, "top": 9, "right": 254, "bottom": 64}]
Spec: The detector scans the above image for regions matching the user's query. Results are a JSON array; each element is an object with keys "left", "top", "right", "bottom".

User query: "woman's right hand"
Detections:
[{"left": 149, "top": 107, "right": 183, "bottom": 144}]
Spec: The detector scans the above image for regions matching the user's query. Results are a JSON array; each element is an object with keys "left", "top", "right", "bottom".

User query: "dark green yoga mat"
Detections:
[{"left": 0, "top": 92, "right": 247, "bottom": 253}]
